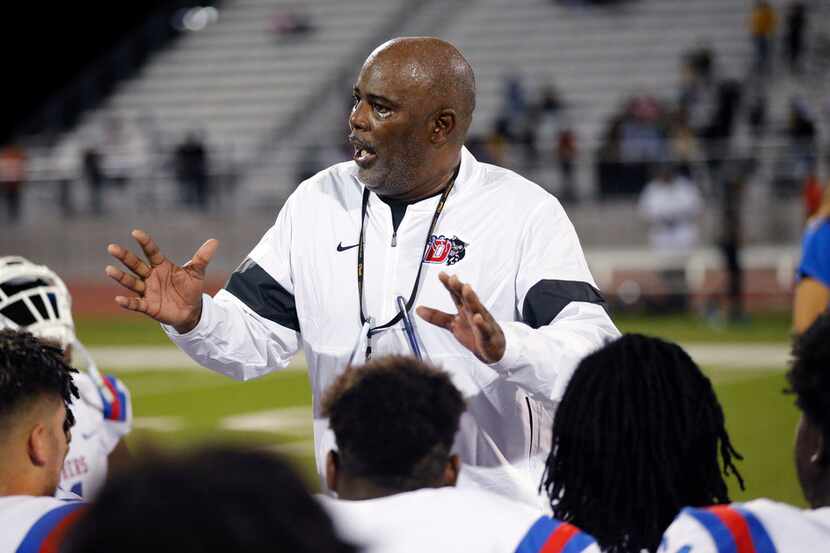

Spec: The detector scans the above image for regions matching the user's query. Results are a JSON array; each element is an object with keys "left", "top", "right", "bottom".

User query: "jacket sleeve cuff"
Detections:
[
  {"left": 161, "top": 293, "right": 214, "bottom": 339},
  {"left": 488, "top": 321, "right": 524, "bottom": 375}
]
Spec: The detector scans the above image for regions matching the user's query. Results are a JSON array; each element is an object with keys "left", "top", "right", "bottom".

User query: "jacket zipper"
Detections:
[{"left": 525, "top": 396, "right": 534, "bottom": 458}]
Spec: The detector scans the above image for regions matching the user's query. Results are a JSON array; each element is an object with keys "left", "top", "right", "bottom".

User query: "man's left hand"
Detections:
[{"left": 416, "top": 272, "right": 506, "bottom": 363}]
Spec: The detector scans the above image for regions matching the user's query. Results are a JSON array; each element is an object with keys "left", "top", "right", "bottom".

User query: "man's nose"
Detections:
[{"left": 349, "top": 100, "right": 369, "bottom": 131}]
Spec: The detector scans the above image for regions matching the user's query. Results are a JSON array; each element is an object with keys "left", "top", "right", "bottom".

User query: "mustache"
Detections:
[{"left": 347, "top": 134, "right": 376, "bottom": 153}]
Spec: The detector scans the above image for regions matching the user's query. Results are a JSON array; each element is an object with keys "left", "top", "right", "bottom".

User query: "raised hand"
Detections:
[
  {"left": 416, "top": 272, "right": 506, "bottom": 363},
  {"left": 105, "top": 229, "right": 218, "bottom": 334}
]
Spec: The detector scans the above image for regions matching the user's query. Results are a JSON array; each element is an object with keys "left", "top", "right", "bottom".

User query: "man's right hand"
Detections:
[{"left": 105, "top": 229, "right": 219, "bottom": 334}]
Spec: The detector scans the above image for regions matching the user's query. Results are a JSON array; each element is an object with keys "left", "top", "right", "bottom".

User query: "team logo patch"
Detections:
[{"left": 423, "top": 235, "right": 467, "bottom": 265}]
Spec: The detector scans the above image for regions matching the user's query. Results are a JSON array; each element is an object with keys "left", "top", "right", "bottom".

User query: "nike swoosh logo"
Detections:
[
  {"left": 81, "top": 431, "right": 98, "bottom": 440},
  {"left": 337, "top": 242, "right": 359, "bottom": 252}
]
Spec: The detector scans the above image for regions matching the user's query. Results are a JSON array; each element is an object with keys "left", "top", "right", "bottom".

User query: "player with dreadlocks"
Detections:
[
  {"left": 0, "top": 329, "right": 87, "bottom": 552},
  {"left": 541, "top": 334, "right": 744, "bottom": 553},
  {"left": 661, "top": 313, "right": 830, "bottom": 552}
]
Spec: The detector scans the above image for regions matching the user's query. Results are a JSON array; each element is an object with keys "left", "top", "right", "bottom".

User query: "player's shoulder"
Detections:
[
  {"left": 72, "top": 372, "right": 131, "bottom": 424},
  {"left": 803, "top": 217, "right": 830, "bottom": 248},
  {"left": 0, "top": 495, "right": 87, "bottom": 552},
  {"left": 514, "top": 515, "right": 600, "bottom": 553},
  {"left": 660, "top": 499, "right": 824, "bottom": 553}
]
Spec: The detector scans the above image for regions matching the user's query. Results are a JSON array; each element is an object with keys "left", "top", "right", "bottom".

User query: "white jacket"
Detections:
[{"left": 165, "top": 147, "right": 619, "bottom": 506}]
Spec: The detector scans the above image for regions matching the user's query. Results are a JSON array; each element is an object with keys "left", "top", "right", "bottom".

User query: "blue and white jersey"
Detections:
[
  {"left": 659, "top": 499, "right": 830, "bottom": 553},
  {"left": 0, "top": 496, "right": 86, "bottom": 553},
  {"left": 61, "top": 372, "right": 132, "bottom": 499}
]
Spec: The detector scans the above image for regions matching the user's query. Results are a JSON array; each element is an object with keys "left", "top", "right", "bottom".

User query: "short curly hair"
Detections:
[
  {"left": 321, "top": 356, "right": 465, "bottom": 491},
  {"left": 788, "top": 312, "right": 830, "bottom": 455},
  {"left": 0, "top": 329, "right": 78, "bottom": 431}
]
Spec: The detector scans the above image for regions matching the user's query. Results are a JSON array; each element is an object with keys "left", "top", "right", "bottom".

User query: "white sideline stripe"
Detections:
[
  {"left": 685, "top": 344, "right": 789, "bottom": 371},
  {"left": 262, "top": 439, "right": 316, "bottom": 457},
  {"left": 133, "top": 416, "right": 184, "bottom": 432},
  {"left": 88, "top": 347, "right": 307, "bottom": 372},
  {"left": 219, "top": 406, "right": 313, "bottom": 435},
  {"left": 91, "top": 344, "right": 788, "bottom": 372}
]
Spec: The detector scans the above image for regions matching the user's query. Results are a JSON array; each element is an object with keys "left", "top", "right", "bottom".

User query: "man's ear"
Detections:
[
  {"left": 443, "top": 454, "right": 461, "bottom": 487},
  {"left": 326, "top": 450, "right": 340, "bottom": 493},
  {"left": 430, "top": 109, "right": 457, "bottom": 145},
  {"left": 28, "top": 423, "right": 49, "bottom": 467}
]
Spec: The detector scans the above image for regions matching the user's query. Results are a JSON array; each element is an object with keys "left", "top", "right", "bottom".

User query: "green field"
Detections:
[{"left": 78, "top": 312, "right": 804, "bottom": 505}]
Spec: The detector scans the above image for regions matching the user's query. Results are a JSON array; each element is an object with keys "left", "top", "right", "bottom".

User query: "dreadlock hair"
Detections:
[
  {"left": 541, "top": 334, "right": 743, "bottom": 553},
  {"left": 0, "top": 329, "right": 78, "bottom": 434},
  {"left": 321, "top": 355, "right": 465, "bottom": 492},
  {"left": 63, "top": 446, "right": 358, "bottom": 553},
  {"left": 788, "top": 312, "right": 830, "bottom": 455}
]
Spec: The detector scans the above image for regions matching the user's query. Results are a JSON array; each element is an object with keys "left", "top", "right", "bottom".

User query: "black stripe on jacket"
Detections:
[
  {"left": 225, "top": 258, "right": 300, "bottom": 332},
  {"left": 522, "top": 279, "right": 607, "bottom": 329}
]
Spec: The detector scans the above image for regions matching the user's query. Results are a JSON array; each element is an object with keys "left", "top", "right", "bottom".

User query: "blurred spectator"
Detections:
[
  {"left": 539, "top": 82, "right": 563, "bottom": 117},
  {"left": 639, "top": 163, "right": 703, "bottom": 312},
  {"left": 750, "top": 1, "right": 778, "bottom": 74},
  {"left": 639, "top": 163, "right": 703, "bottom": 253},
  {"left": 668, "top": 109, "right": 703, "bottom": 177},
  {"left": 63, "top": 447, "right": 356, "bottom": 553},
  {"left": 81, "top": 146, "right": 106, "bottom": 215},
  {"left": 619, "top": 95, "right": 666, "bottom": 163},
  {"left": 679, "top": 47, "right": 718, "bottom": 134},
  {"left": 174, "top": 131, "right": 210, "bottom": 211},
  {"left": 499, "top": 74, "right": 528, "bottom": 139},
  {"left": 0, "top": 144, "right": 26, "bottom": 222},
  {"left": 556, "top": 124, "right": 578, "bottom": 202},
  {"left": 788, "top": 98, "right": 817, "bottom": 179},
  {"left": 717, "top": 160, "right": 750, "bottom": 323},
  {"left": 701, "top": 79, "right": 742, "bottom": 171},
  {"left": 746, "top": 89, "right": 769, "bottom": 144},
  {"left": 784, "top": 2, "right": 808, "bottom": 74},
  {"left": 268, "top": 7, "right": 315, "bottom": 38}
]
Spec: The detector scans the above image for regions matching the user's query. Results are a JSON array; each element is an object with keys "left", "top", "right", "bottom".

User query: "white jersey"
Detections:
[
  {"left": 0, "top": 496, "right": 86, "bottom": 553},
  {"left": 61, "top": 372, "right": 131, "bottom": 499},
  {"left": 638, "top": 176, "right": 702, "bottom": 253},
  {"left": 318, "top": 487, "right": 600, "bottom": 553},
  {"left": 165, "top": 147, "right": 619, "bottom": 506},
  {"left": 659, "top": 499, "right": 830, "bottom": 553}
]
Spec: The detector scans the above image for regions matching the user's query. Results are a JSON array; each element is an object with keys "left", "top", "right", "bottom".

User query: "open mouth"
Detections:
[{"left": 349, "top": 137, "right": 377, "bottom": 168}]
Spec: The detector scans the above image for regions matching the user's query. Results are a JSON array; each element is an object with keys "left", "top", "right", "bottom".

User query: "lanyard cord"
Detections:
[{"left": 357, "top": 165, "right": 459, "bottom": 336}]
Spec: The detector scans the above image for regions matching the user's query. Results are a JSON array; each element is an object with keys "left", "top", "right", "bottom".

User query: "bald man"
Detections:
[{"left": 106, "top": 37, "right": 619, "bottom": 506}]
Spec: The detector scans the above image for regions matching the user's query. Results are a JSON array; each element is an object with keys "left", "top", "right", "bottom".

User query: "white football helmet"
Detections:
[
  {"left": 0, "top": 256, "right": 111, "bottom": 401},
  {"left": 0, "top": 256, "right": 76, "bottom": 349}
]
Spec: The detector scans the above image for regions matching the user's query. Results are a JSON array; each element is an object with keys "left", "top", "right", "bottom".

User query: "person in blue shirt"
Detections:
[{"left": 794, "top": 190, "right": 830, "bottom": 334}]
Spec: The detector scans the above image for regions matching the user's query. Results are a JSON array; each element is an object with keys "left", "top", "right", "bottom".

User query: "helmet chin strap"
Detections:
[{"left": 72, "top": 338, "right": 115, "bottom": 404}]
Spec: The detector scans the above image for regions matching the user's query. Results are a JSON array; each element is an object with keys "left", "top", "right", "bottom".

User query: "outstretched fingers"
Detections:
[
  {"left": 114, "top": 295, "right": 149, "bottom": 314},
  {"left": 105, "top": 265, "right": 146, "bottom": 294},
  {"left": 415, "top": 306, "right": 455, "bottom": 329},
  {"left": 131, "top": 229, "right": 166, "bottom": 268},
  {"left": 187, "top": 239, "right": 219, "bottom": 275},
  {"left": 107, "top": 243, "right": 151, "bottom": 279}
]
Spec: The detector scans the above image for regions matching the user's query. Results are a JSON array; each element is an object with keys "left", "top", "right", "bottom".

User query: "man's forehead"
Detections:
[{"left": 357, "top": 49, "right": 432, "bottom": 93}]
